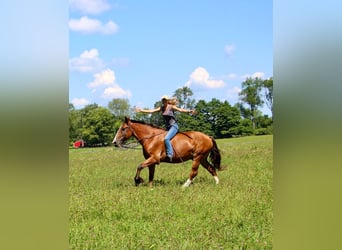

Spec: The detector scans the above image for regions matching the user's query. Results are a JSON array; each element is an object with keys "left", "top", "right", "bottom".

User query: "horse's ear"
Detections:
[{"left": 125, "top": 116, "right": 130, "bottom": 123}]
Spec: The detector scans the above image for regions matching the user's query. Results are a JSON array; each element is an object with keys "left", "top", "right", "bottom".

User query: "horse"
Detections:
[{"left": 112, "top": 117, "right": 223, "bottom": 188}]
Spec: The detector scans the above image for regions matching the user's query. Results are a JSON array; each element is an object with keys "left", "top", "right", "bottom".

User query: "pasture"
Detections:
[{"left": 69, "top": 135, "right": 273, "bottom": 249}]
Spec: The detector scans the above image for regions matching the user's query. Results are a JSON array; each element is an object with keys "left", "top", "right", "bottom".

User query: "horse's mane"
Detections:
[{"left": 130, "top": 119, "right": 164, "bottom": 130}]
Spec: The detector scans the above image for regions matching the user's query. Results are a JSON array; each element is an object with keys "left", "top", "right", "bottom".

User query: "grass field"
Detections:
[{"left": 69, "top": 135, "right": 273, "bottom": 249}]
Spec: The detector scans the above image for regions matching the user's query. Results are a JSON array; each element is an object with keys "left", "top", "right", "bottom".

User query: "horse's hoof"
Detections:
[{"left": 134, "top": 177, "right": 144, "bottom": 186}]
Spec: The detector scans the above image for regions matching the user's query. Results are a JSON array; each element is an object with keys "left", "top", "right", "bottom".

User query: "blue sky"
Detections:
[{"left": 69, "top": 0, "right": 273, "bottom": 115}]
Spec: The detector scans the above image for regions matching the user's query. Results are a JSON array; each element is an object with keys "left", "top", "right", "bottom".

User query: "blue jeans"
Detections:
[{"left": 164, "top": 123, "right": 179, "bottom": 157}]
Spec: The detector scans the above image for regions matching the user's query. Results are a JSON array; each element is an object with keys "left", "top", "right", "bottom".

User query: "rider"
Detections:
[{"left": 135, "top": 95, "right": 196, "bottom": 162}]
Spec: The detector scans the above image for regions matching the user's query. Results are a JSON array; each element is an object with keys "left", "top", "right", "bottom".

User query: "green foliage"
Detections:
[
  {"left": 69, "top": 108, "right": 83, "bottom": 143},
  {"left": 108, "top": 98, "right": 132, "bottom": 119},
  {"left": 255, "top": 127, "right": 272, "bottom": 135},
  {"left": 188, "top": 100, "right": 214, "bottom": 136},
  {"left": 235, "top": 102, "right": 252, "bottom": 119},
  {"left": 172, "top": 86, "right": 196, "bottom": 109},
  {"left": 69, "top": 135, "right": 273, "bottom": 249},
  {"left": 262, "top": 77, "right": 273, "bottom": 115},
  {"left": 83, "top": 103, "right": 99, "bottom": 113},
  {"left": 237, "top": 77, "right": 274, "bottom": 132},
  {"left": 255, "top": 115, "right": 273, "bottom": 129},
  {"left": 239, "top": 77, "right": 264, "bottom": 110},
  {"left": 230, "top": 119, "right": 254, "bottom": 136},
  {"left": 253, "top": 115, "right": 273, "bottom": 135},
  {"left": 239, "top": 77, "right": 264, "bottom": 130},
  {"left": 81, "top": 107, "right": 115, "bottom": 146},
  {"left": 190, "top": 99, "right": 242, "bottom": 138}
]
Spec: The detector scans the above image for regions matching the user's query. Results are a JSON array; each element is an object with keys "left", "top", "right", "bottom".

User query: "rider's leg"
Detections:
[{"left": 164, "top": 124, "right": 179, "bottom": 160}]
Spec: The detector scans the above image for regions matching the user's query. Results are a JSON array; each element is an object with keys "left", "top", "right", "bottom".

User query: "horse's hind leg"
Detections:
[
  {"left": 183, "top": 157, "right": 201, "bottom": 188},
  {"left": 201, "top": 158, "right": 219, "bottom": 185}
]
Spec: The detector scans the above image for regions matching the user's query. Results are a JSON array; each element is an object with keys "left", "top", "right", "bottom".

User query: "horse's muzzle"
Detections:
[{"left": 112, "top": 140, "right": 121, "bottom": 148}]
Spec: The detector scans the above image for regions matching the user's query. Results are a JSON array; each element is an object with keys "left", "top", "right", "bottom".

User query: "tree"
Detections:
[
  {"left": 192, "top": 100, "right": 214, "bottom": 136},
  {"left": 254, "top": 115, "right": 273, "bottom": 135},
  {"left": 69, "top": 103, "right": 75, "bottom": 111},
  {"left": 69, "top": 103, "right": 95, "bottom": 144},
  {"left": 232, "top": 119, "right": 254, "bottom": 136},
  {"left": 218, "top": 102, "right": 242, "bottom": 137},
  {"left": 108, "top": 98, "right": 131, "bottom": 119},
  {"left": 81, "top": 106, "right": 115, "bottom": 146},
  {"left": 173, "top": 86, "right": 196, "bottom": 109},
  {"left": 192, "top": 99, "right": 242, "bottom": 138},
  {"left": 69, "top": 103, "right": 82, "bottom": 144},
  {"left": 172, "top": 86, "right": 197, "bottom": 131},
  {"left": 262, "top": 77, "right": 273, "bottom": 116},
  {"left": 83, "top": 103, "right": 99, "bottom": 114},
  {"left": 239, "top": 77, "right": 264, "bottom": 131},
  {"left": 206, "top": 99, "right": 242, "bottom": 138},
  {"left": 235, "top": 102, "right": 252, "bottom": 119}
]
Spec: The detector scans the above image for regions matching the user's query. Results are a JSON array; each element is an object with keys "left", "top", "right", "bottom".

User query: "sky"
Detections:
[{"left": 69, "top": 0, "right": 273, "bottom": 116}]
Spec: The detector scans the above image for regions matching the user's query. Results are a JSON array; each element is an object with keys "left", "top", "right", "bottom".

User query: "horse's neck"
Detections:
[{"left": 131, "top": 123, "right": 163, "bottom": 141}]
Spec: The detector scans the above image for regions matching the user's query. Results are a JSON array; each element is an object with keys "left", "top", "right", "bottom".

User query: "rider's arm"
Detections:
[
  {"left": 172, "top": 105, "right": 196, "bottom": 114},
  {"left": 135, "top": 107, "right": 161, "bottom": 113}
]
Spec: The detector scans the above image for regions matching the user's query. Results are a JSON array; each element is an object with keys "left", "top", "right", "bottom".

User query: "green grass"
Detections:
[{"left": 69, "top": 135, "right": 273, "bottom": 249}]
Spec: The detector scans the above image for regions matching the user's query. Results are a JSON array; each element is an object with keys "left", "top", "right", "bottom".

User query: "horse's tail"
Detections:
[{"left": 209, "top": 137, "right": 223, "bottom": 171}]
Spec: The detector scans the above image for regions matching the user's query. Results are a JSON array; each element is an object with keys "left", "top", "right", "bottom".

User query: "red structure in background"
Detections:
[{"left": 73, "top": 139, "right": 85, "bottom": 148}]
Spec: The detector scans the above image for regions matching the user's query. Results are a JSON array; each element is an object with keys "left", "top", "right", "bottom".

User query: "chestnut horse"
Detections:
[{"left": 113, "top": 117, "right": 223, "bottom": 188}]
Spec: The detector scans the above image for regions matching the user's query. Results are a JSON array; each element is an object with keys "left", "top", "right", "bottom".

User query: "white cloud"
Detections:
[
  {"left": 224, "top": 44, "right": 236, "bottom": 58},
  {"left": 72, "top": 98, "right": 90, "bottom": 107},
  {"left": 242, "top": 72, "right": 266, "bottom": 79},
  {"left": 88, "top": 69, "right": 115, "bottom": 88},
  {"left": 69, "top": 16, "right": 119, "bottom": 35},
  {"left": 69, "top": 0, "right": 111, "bottom": 15},
  {"left": 87, "top": 68, "right": 132, "bottom": 99},
  {"left": 80, "top": 48, "right": 99, "bottom": 59},
  {"left": 185, "top": 67, "right": 225, "bottom": 89},
  {"left": 69, "top": 48, "right": 105, "bottom": 72},
  {"left": 102, "top": 85, "right": 132, "bottom": 98}
]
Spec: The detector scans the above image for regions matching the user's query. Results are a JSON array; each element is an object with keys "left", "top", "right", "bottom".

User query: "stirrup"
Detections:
[{"left": 166, "top": 155, "right": 173, "bottom": 162}]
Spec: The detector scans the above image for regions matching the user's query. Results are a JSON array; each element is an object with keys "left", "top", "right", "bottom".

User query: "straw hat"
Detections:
[{"left": 161, "top": 95, "right": 169, "bottom": 100}]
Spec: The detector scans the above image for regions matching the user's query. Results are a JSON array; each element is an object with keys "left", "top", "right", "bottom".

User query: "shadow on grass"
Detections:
[{"left": 111, "top": 176, "right": 216, "bottom": 188}]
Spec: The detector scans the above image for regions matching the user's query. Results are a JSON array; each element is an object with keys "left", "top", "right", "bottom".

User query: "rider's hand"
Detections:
[{"left": 190, "top": 110, "right": 197, "bottom": 115}]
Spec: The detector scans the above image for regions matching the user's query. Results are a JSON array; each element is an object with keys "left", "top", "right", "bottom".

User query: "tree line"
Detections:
[{"left": 69, "top": 77, "right": 273, "bottom": 146}]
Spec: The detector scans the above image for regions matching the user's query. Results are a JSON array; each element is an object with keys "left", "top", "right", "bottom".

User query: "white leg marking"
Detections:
[
  {"left": 182, "top": 179, "right": 192, "bottom": 188},
  {"left": 214, "top": 176, "right": 219, "bottom": 185}
]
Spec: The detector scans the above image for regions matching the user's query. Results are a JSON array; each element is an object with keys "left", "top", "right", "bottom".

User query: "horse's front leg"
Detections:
[
  {"left": 134, "top": 157, "right": 158, "bottom": 186},
  {"left": 148, "top": 164, "right": 156, "bottom": 188},
  {"left": 134, "top": 165, "right": 145, "bottom": 186}
]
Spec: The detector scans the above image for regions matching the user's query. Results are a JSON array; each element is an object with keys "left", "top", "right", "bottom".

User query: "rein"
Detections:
[
  {"left": 120, "top": 141, "right": 141, "bottom": 149},
  {"left": 137, "top": 132, "right": 165, "bottom": 143},
  {"left": 127, "top": 122, "right": 164, "bottom": 144}
]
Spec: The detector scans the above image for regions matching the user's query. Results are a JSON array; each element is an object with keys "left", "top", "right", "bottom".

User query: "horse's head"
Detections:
[{"left": 112, "top": 117, "right": 134, "bottom": 147}]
